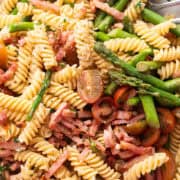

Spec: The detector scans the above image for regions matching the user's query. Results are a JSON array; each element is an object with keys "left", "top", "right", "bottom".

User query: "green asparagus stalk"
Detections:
[
  {"left": 140, "top": 95, "right": 160, "bottom": 128},
  {"left": 104, "top": 81, "right": 118, "bottom": 95},
  {"left": 122, "top": 16, "right": 134, "bottom": 34},
  {"left": 98, "top": 0, "right": 129, "bottom": 32},
  {"left": 128, "top": 49, "right": 153, "bottom": 67},
  {"left": 94, "top": 42, "right": 171, "bottom": 92},
  {"left": 27, "top": 70, "right": 52, "bottom": 121},
  {"left": 136, "top": 61, "right": 163, "bottom": 72},
  {"left": 11, "top": 8, "right": 18, "bottom": 15},
  {"left": 127, "top": 96, "right": 140, "bottom": 106},
  {"left": 142, "top": 8, "right": 180, "bottom": 37},
  {"left": 109, "top": 70, "right": 180, "bottom": 107},
  {"left": 9, "top": 22, "right": 34, "bottom": 33},
  {"left": 108, "top": 28, "right": 136, "bottom": 38},
  {"left": 165, "top": 78, "right": 180, "bottom": 93},
  {"left": 94, "top": 32, "right": 110, "bottom": 41}
]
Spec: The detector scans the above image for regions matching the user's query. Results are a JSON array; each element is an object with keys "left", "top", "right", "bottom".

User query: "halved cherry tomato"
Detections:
[
  {"left": 113, "top": 86, "right": 130, "bottom": 107},
  {"left": 0, "top": 40, "right": 7, "bottom": 69},
  {"left": 92, "top": 96, "right": 117, "bottom": 123},
  {"left": 159, "top": 148, "right": 176, "bottom": 180},
  {"left": 157, "top": 108, "right": 175, "bottom": 134},
  {"left": 141, "top": 128, "right": 160, "bottom": 147},
  {"left": 77, "top": 69, "right": 103, "bottom": 104},
  {"left": 123, "top": 120, "right": 147, "bottom": 135}
]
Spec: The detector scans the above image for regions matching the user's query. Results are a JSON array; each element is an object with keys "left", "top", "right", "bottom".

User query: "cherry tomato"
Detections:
[
  {"left": 159, "top": 148, "right": 176, "bottom": 180},
  {"left": 157, "top": 108, "right": 175, "bottom": 134},
  {"left": 77, "top": 69, "right": 103, "bottom": 103},
  {"left": 113, "top": 86, "right": 130, "bottom": 107},
  {"left": 141, "top": 128, "right": 160, "bottom": 147},
  {"left": 92, "top": 96, "right": 117, "bottom": 123},
  {"left": 0, "top": 40, "right": 7, "bottom": 69},
  {"left": 123, "top": 120, "right": 147, "bottom": 135}
]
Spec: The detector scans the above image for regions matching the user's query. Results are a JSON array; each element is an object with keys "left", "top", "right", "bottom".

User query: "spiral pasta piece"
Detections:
[
  {"left": 157, "top": 60, "right": 180, "bottom": 80},
  {"left": 47, "top": 82, "right": 87, "bottom": 109},
  {"left": 0, "top": 0, "right": 18, "bottom": 14},
  {"left": 124, "top": 153, "right": 169, "bottom": 180},
  {"left": 0, "top": 92, "right": 32, "bottom": 113},
  {"left": 21, "top": 70, "right": 45, "bottom": 100},
  {"left": 124, "top": 0, "right": 147, "bottom": 21},
  {"left": 104, "top": 38, "right": 149, "bottom": 53},
  {"left": 17, "top": 2, "right": 33, "bottom": 17},
  {"left": 15, "top": 150, "right": 49, "bottom": 170},
  {"left": 67, "top": 146, "right": 97, "bottom": 180},
  {"left": 7, "top": 45, "right": 18, "bottom": 65},
  {"left": 134, "top": 20, "right": 170, "bottom": 49},
  {"left": 153, "top": 46, "right": 180, "bottom": 61},
  {"left": 31, "top": 137, "right": 60, "bottom": 160},
  {"left": 117, "top": 51, "right": 134, "bottom": 62},
  {"left": 152, "top": 21, "right": 176, "bottom": 36},
  {"left": 54, "top": 166, "right": 72, "bottom": 179},
  {"left": 84, "top": 151, "right": 121, "bottom": 180},
  {"left": 18, "top": 104, "right": 50, "bottom": 145},
  {"left": 61, "top": 174, "right": 81, "bottom": 180},
  {"left": 0, "top": 15, "right": 21, "bottom": 28},
  {"left": 0, "top": 123, "right": 20, "bottom": 141},
  {"left": 38, "top": 125, "right": 52, "bottom": 138},
  {"left": 174, "top": 167, "right": 180, "bottom": 180}
]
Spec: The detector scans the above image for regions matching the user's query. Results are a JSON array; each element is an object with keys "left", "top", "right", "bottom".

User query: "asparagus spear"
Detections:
[
  {"left": 94, "top": 32, "right": 110, "bottom": 41},
  {"left": 136, "top": 61, "right": 163, "bottom": 72},
  {"left": 9, "top": 22, "right": 34, "bottom": 33},
  {"left": 142, "top": 8, "right": 180, "bottom": 37},
  {"left": 104, "top": 81, "right": 118, "bottom": 95},
  {"left": 98, "top": 0, "right": 129, "bottom": 32},
  {"left": 140, "top": 95, "right": 160, "bottom": 128},
  {"left": 27, "top": 70, "right": 52, "bottom": 121},
  {"left": 11, "top": 8, "right": 18, "bottom": 15},
  {"left": 122, "top": 16, "right": 134, "bottom": 34},
  {"left": 128, "top": 49, "right": 153, "bottom": 67},
  {"left": 108, "top": 28, "right": 136, "bottom": 38},
  {"left": 127, "top": 96, "right": 140, "bottom": 106},
  {"left": 165, "top": 78, "right": 180, "bottom": 93},
  {"left": 109, "top": 70, "right": 180, "bottom": 107},
  {"left": 94, "top": 42, "right": 171, "bottom": 92}
]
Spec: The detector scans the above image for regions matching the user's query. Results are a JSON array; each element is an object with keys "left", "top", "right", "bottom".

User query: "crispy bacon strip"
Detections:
[
  {"left": 0, "top": 110, "right": 8, "bottom": 125},
  {"left": 93, "top": 0, "right": 124, "bottom": 21},
  {"left": 0, "top": 141, "right": 25, "bottom": 151},
  {"left": 0, "top": 149, "right": 14, "bottom": 158},
  {"left": 104, "top": 126, "right": 116, "bottom": 148},
  {"left": 116, "top": 111, "right": 133, "bottom": 120}
]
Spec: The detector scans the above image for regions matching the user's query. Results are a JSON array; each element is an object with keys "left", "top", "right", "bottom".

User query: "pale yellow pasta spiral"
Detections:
[
  {"left": 43, "top": 94, "right": 62, "bottom": 110},
  {"left": 104, "top": 37, "right": 149, "bottom": 53},
  {"left": 0, "top": 15, "right": 21, "bottom": 28},
  {"left": 0, "top": 123, "right": 20, "bottom": 141},
  {"left": 17, "top": 2, "right": 33, "bottom": 17},
  {"left": 18, "top": 104, "right": 50, "bottom": 145},
  {"left": 21, "top": 70, "right": 45, "bottom": 100},
  {"left": 134, "top": 20, "right": 170, "bottom": 49},
  {"left": 15, "top": 150, "right": 49, "bottom": 170},
  {"left": 124, "top": 0, "right": 147, "bottom": 21},
  {"left": 174, "top": 167, "right": 180, "bottom": 180},
  {"left": 31, "top": 137, "right": 60, "bottom": 161},
  {"left": 152, "top": 21, "right": 176, "bottom": 36},
  {"left": 0, "top": 92, "right": 32, "bottom": 113},
  {"left": 59, "top": 4, "right": 74, "bottom": 18},
  {"left": 61, "top": 174, "right": 81, "bottom": 180},
  {"left": 157, "top": 60, "right": 180, "bottom": 80},
  {"left": 67, "top": 146, "right": 97, "bottom": 180},
  {"left": 0, "top": 0, "right": 18, "bottom": 14},
  {"left": 47, "top": 82, "right": 87, "bottom": 109},
  {"left": 174, "top": 148, "right": 180, "bottom": 180},
  {"left": 54, "top": 166, "right": 72, "bottom": 179},
  {"left": 38, "top": 125, "right": 52, "bottom": 138},
  {"left": 7, "top": 45, "right": 18, "bottom": 65},
  {"left": 153, "top": 46, "right": 180, "bottom": 61},
  {"left": 84, "top": 151, "right": 121, "bottom": 180},
  {"left": 170, "top": 123, "right": 180, "bottom": 155},
  {"left": 117, "top": 51, "right": 134, "bottom": 62},
  {"left": 124, "top": 153, "right": 169, "bottom": 180},
  {"left": 74, "top": 20, "right": 95, "bottom": 69}
]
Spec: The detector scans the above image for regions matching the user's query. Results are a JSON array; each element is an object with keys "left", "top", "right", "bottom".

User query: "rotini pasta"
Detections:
[
  {"left": 6, "top": 44, "right": 18, "bottom": 65},
  {"left": 124, "top": 153, "right": 169, "bottom": 180},
  {"left": 157, "top": 60, "right": 180, "bottom": 80},
  {"left": 0, "top": 0, "right": 18, "bottom": 14},
  {"left": 134, "top": 20, "right": 170, "bottom": 49},
  {"left": 17, "top": 2, "right": 33, "bottom": 17},
  {"left": 0, "top": 14, "right": 21, "bottom": 28}
]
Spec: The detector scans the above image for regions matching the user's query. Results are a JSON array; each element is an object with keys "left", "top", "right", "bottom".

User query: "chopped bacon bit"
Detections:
[
  {"left": 18, "top": 38, "right": 25, "bottom": 47},
  {"left": 145, "top": 173, "right": 156, "bottom": 180},
  {"left": 9, "top": 162, "right": 20, "bottom": 171},
  {"left": 0, "top": 85, "right": 14, "bottom": 95},
  {"left": 45, "top": 151, "right": 69, "bottom": 179},
  {"left": 71, "top": 136, "right": 83, "bottom": 145},
  {"left": 120, "top": 141, "right": 154, "bottom": 155},
  {"left": 84, "top": 120, "right": 92, "bottom": 126},
  {"left": 0, "top": 63, "right": 17, "bottom": 85},
  {"left": 104, "top": 126, "right": 116, "bottom": 148},
  {"left": 155, "top": 168, "right": 163, "bottom": 180},
  {"left": 79, "top": 147, "right": 90, "bottom": 162},
  {"left": 129, "top": 113, "right": 145, "bottom": 123},
  {"left": 89, "top": 119, "right": 100, "bottom": 137},
  {"left": 56, "top": 48, "right": 66, "bottom": 62},
  {"left": 117, "top": 151, "right": 135, "bottom": 160},
  {"left": 116, "top": 111, "right": 133, "bottom": 120},
  {"left": 0, "top": 149, "right": 14, "bottom": 158},
  {"left": 78, "top": 109, "right": 92, "bottom": 119},
  {"left": 0, "top": 141, "right": 25, "bottom": 151},
  {"left": 90, "top": 0, "right": 96, "bottom": 13},
  {"left": 0, "top": 110, "right": 8, "bottom": 125},
  {"left": 30, "top": 0, "right": 59, "bottom": 14},
  {"left": 93, "top": 0, "right": 124, "bottom": 21},
  {"left": 62, "top": 109, "right": 77, "bottom": 118},
  {"left": 112, "top": 22, "right": 124, "bottom": 29}
]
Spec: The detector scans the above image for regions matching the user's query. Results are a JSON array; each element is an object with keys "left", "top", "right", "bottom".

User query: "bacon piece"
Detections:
[
  {"left": 93, "top": 0, "right": 124, "bottom": 21},
  {"left": 62, "top": 109, "right": 77, "bottom": 118},
  {"left": 120, "top": 141, "right": 154, "bottom": 155},
  {"left": 0, "top": 110, "right": 8, "bottom": 125},
  {"left": 117, "top": 151, "right": 135, "bottom": 160},
  {"left": 18, "top": 38, "right": 25, "bottom": 47},
  {"left": 0, "top": 63, "right": 17, "bottom": 85},
  {"left": 0, "top": 141, "right": 25, "bottom": 151},
  {"left": 129, "top": 113, "right": 145, "bottom": 123},
  {"left": 78, "top": 109, "right": 92, "bottom": 119},
  {"left": 56, "top": 48, "right": 65, "bottom": 62},
  {"left": 0, "top": 85, "right": 14, "bottom": 95},
  {"left": 116, "top": 111, "right": 133, "bottom": 120},
  {"left": 79, "top": 147, "right": 90, "bottom": 162},
  {"left": 112, "top": 22, "right": 124, "bottom": 29},
  {"left": 0, "top": 149, "right": 14, "bottom": 158},
  {"left": 104, "top": 126, "right": 116, "bottom": 148},
  {"left": 45, "top": 151, "right": 69, "bottom": 179},
  {"left": 30, "top": 0, "right": 59, "bottom": 14},
  {"left": 89, "top": 119, "right": 100, "bottom": 137},
  {"left": 9, "top": 162, "right": 20, "bottom": 171},
  {"left": 155, "top": 168, "right": 163, "bottom": 180},
  {"left": 145, "top": 173, "right": 155, "bottom": 180}
]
